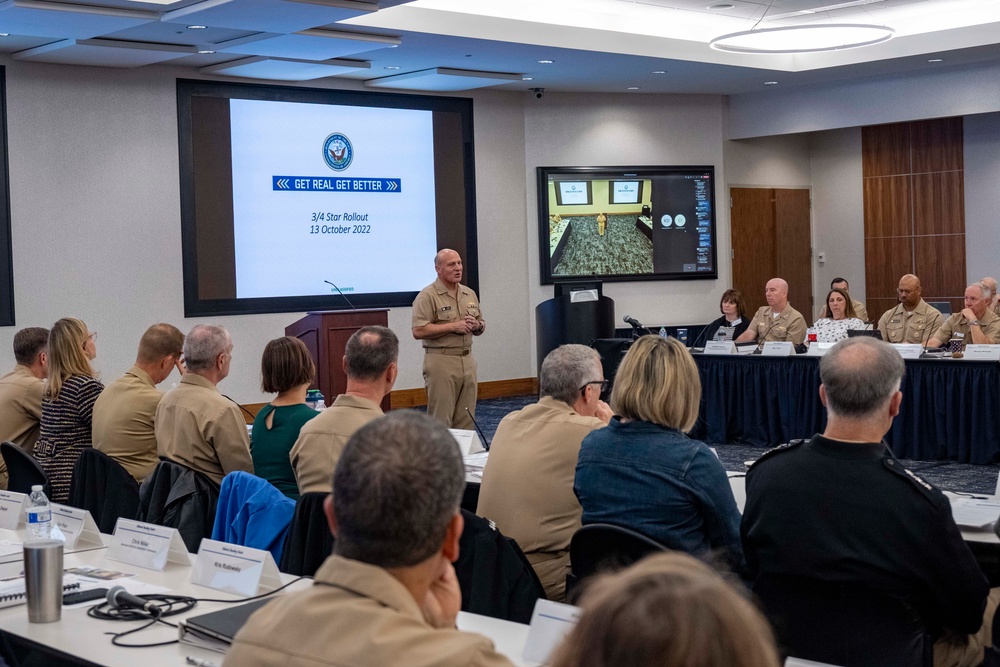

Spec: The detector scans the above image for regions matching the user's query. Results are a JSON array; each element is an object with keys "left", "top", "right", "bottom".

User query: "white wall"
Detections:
[
  {"left": 724, "top": 133, "right": 811, "bottom": 189},
  {"left": 964, "top": 112, "right": 1000, "bottom": 284}
]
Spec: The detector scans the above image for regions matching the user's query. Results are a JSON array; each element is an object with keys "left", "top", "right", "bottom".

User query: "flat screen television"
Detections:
[
  {"left": 177, "top": 79, "right": 478, "bottom": 317},
  {"left": 538, "top": 166, "right": 717, "bottom": 285}
]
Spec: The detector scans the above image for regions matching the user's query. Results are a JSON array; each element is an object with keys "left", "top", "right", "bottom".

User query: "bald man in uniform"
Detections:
[
  {"left": 928, "top": 282, "right": 1000, "bottom": 348},
  {"left": 877, "top": 274, "right": 944, "bottom": 345},
  {"left": 412, "top": 249, "right": 485, "bottom": 429},
  {"left": 736, "top": 278, "right": 807, "bottom": 346}
]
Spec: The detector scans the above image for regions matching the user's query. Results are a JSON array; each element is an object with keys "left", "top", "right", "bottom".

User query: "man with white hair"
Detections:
[
  {"left": 981, "top": 277, "right": 1000, "bottom": 316},
  {"left": 735, "top": 277, "right": 807, "bottom": 346},
  {"left": 927, "top": 282, "right": 1000, "bottom": 348},
  {"left": 154, "top": 324, "right": 253, "bottom": 485}
]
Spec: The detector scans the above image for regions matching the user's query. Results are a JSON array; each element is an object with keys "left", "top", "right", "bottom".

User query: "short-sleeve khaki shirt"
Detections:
[
  {"left": 877, "top": 299, "right": 944, "bottom": 345},
  {"left": 747, "top": 305, "right": 807, "bottom": 345},
  {"left": 411, "top": 278, "right": 484, "bottom": 350},
  {"left": 931, "top": 308, "right": 1000, "bottom": 346}
]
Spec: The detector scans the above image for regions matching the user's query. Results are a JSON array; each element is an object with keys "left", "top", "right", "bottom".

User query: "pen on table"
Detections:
[{"left": 186, "top": 657, "right": 220, "bottom": 667}]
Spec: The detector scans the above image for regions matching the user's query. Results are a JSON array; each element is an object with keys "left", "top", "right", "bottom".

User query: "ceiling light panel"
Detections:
[
  {"left": 200, "top": 54, "right": 370, "bottom": 80},
  {"left": 13, "top": 37, "right": 197, "bottom": 66},
  {"left": 163, "top": 0, "right": 377, "bottom": 34},
  {"left": 0, "top": 0, "right": 156, "bottom": 39},
  {"left": 218, "top": 29, "right": 399, "bottom": 61},
  {"left": 364, "top": 67, "right": 521, "bottom": 91}
]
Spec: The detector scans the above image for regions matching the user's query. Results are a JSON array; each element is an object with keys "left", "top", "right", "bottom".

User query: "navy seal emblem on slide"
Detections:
[{"left": 323, "top": 133, "right": 353, "bottom": 171}]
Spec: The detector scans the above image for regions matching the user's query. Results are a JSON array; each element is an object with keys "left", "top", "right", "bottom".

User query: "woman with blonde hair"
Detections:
[
  {"left": 34, "top": 317, "right": 103, "bottom": 502},
  {"left": 549, "top": 552, "right": 780, "bottom": 667},
  {"left": 574, "top": 335, "right": 743, "bottom": 568}
]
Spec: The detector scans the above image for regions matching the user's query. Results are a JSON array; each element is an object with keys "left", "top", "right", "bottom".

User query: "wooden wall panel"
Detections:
[
  {"left": 731, "top": 188, "right": 776, "bottom": 314},
  {"left": 775, "top": 189, "right": 813, "bottom": 317},
  {"left": 862, "top": 123, "right": 910, "bottom": 177},
  {"left": 863, "top": 176, "right": 911, "bottom": 238},
  {"left": 913, "top": 171, "right": 964, "bottom": 236},
  {"left": 911, "top": 117, "right": 963, "bottom": 173},
  {"left": 914, "top": 235, "right": 966, "bottom": 299},
  {"left": 866, "top": 298, "right": 899, "bottom": 324},
  {"left": 864, "top": 237, "right": 913, "bottom": 301}
]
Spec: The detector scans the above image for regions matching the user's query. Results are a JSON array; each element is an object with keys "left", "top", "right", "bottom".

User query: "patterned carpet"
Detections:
[
  {"left": 474, "top": 395, "right": 1000, "bottom": 495},
  {"left": 553, "top": 215, "right": 653, "bottom": 276}
]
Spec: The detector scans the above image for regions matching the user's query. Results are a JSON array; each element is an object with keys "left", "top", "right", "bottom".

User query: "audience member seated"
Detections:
[
  {"left": 828, "top": 276, "right": 868, "bottom": 322},
  {"left": 703, "top": 289, "right": 750, "bottom": 343},
  {"left": 927, "top": 282, "right": 1000, "bottom": 348},
  {"left": 34, "top": 318, "right": 103, "bottom": 503},
  {"left": 735, "top": 278, "right": 806, "bottom": 346},
  {"left": 225, "top": 411, "right": 516, "bottom": 667},
  {"left": 812, "top": 288, "right": 865, "bottom": 342},
  {"left": 982, "top": 276, "right": 1000, "bottom": 317},
  {"left": 742, "top": 337, "right": 997, "bottom": 667},
  {"left": 574, "top": 335, "right": 743, "bottom": 570},
  {"left": 876, "top": 274, "right": 943, "bottom": 344},
  {"left": 154, "top": 324, "right": 252, "bottom": 486},
  {"left": 0, "top": 327, "right": 47, "bottom": 489},
  {"left": 250, "top": 337, "right": 318, "bottom": 501},
  {"left": 92, "top": 324, "right": 183, "bottom": 483},
  {"left": 476, "top": 344, "right": 613, "bottom": 601},
  {"left": 290, "top": 326, "right": 397, "bottom": 495},
  {"left": 548, "top": 552, "right": 780, "bottom": 667}
]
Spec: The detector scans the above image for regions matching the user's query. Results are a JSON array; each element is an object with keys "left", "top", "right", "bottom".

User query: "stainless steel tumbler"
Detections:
[{"left": 23, "top": 539, "right": 63, "bottom": 623}]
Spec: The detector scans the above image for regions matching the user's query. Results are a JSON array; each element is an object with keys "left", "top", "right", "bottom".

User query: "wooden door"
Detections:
[{"left": 775, "top": 189, "right": 813, "bottom": 318}]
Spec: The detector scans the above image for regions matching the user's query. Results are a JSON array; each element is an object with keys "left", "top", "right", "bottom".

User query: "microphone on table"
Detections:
[
  {"left": 107, "top": 586, "right": 157, "bottom": 613},
  {"left": 622, "top": 315, "right": 651, "bottom": 338},
  {"left": 465, "top": 407, "right": 491, "bottom": 452},
  {"left": 324, "top": 280, "right": 357, "bottom": 310},
  {"left": 752, "top": 319, "right": 781, "bottom": 354},
  {"left": 690, "top": 322, "right": 714, "bottom": 350}
]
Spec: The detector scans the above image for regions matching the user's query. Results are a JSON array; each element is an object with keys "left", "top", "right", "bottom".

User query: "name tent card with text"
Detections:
[
  {"left": 51, "top": 504, "right": 102, "bottom": 549},
  {"left": 192, "top": 539, "right": 282, "bottom": 597},
  {"left": 761, "top": 341, "right": 794, "bottom": 356},
  {"left": 522, "top": 599, "right": 582, "bottom": 664},
  {"left": 449, "top": 429, "right": 484, "bottom": 455},
  {"left": 0, "top": 491, "right": 26, "bottom": 530},
  {"left": 963, "top": 345, "right": 1000, "bottom": 361},
  {"left": 891, "top": 344, "right": 924, "bottom": 359},
  {"left": 703, "top": 341, "right": 736, "bottom": 355},
  {"left": 107, "top": 519, "right": 190, "bottom": 571}
]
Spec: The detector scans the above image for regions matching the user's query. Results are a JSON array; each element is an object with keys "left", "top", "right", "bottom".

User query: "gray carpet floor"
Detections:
[
  {"left": 553, "top": 215, "right": 653, "bottom": 276},
  {"left": 472, "top": 394, "right": 1000, "bottom": 495}
]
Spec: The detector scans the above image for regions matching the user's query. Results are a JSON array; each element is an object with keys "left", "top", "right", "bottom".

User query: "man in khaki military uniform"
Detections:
[
  {"left": 829, "top": 277, "right": 868, "bottom": 322},
  {"left": 877, "top": 274, "right": 944, "bottom": 345},
  {"left": 93, "top": 324, "right": 184, "bottom": 483},
  {"left": 982, "top": 277, "right": 1000, "bottom": 317},
  {"left": 928, "top": 282, "right": 1000, "bottom": 348},
  {"left": 226, "top": 412, "right": 515, "bottom": 667},
  {"left": 736, "top": 277, "right": 807, "bottom": 346},
  {"left": 154, "top": 324, "right": 252, "bottom": 485},
  {"left": 412, "top": 249, "right": 485, "bottom": 429},
  {"left": 0, "top": 328, "right": 48, "bottom": 489},
  {"left": 291, "top": 326, "right": 397, "bottom": 495},
  {"left": 477, "top": 344, "right": 613, "bottom": 601}
]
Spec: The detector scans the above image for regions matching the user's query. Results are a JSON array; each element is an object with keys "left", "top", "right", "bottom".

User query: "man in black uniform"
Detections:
[{"left": 742, "top": 336, "right": 996, "bottom": 667}]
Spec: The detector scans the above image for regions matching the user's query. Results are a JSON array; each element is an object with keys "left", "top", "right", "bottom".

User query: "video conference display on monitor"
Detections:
[
  {"left": 538, "top": 166, "right": 717, "bottom": 284},
  {"left": 177, "top": 80, "right": 477, "bottom": 317}
]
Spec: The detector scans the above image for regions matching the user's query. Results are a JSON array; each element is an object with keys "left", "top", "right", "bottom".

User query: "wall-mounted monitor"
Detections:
[
  {"left": 538, "top": 166, "right": 717, "bottom": 285},
  {"left": 177, "top": 80, "right": 478, "bottom": 317}
]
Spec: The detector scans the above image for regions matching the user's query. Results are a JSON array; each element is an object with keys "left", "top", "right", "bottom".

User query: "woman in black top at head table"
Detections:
[{"left": 703, "top": 289, "right": 750, "bottom": 343}]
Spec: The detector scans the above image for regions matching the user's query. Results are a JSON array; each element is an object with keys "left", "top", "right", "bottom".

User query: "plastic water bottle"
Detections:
[
  {"left": 26, "top": 485, "right": 52, "bottom": 541},
  {"left": 306, "top": 389, "right": 325, "bottom": 411},
  {"left": 658, "top": 327, "right": 667, "bottom": 338}
]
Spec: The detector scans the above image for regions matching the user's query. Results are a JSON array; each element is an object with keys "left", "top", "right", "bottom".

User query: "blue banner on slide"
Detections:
[{"left": 272, "top": 176, "right": 401, "bottom": 193}]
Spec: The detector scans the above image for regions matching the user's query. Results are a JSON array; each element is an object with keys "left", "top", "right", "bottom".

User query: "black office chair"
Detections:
[
  {"left": 566, "top": 523, "right": 667, "bottom": 601},
  {"left": 279, "top": 492, "right": 335, "bottom": 576},
  {"left": 66, "top": 448, "right": 140, "bottom": 534},
  {"left": 928, "top": 301, "right": 952, "bottom": 316},
  {"left": 753, "top": 574, "right": 932, "bottom": 667},
  {"left": 0, "top": 442, "right": 50, "bottom": 497}
]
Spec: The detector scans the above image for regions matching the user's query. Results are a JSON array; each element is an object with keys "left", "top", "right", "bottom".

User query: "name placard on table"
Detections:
[
  {"left": 963, "top": 345, "right": 1000, "bottom": 361},
  {"left": 449, "top": 429, "right": 485, "bottom": 455},
  {"left": 51, "top": 504, "right": 102, "bottom": 549},
  {"left": 703, "top": 341, "right": 735, "bottom": 355},
  {"left": 805, "top": 342, "right": 835, "bottom": 357},
  {"left": 891, "top": 344, "right": 924, "bottom": 359},
  {"left": 761, "top": 341, "right": 794, "bottom": 357},
  {"left": 0, "top": 491, "right": 25, "bottom": 530},
  {"left": 192, "top": 538, "right": 282, "bottom": 597},
  {"left": 107, "top": 519, "right": 190, "bottom": 571},
  {"left": 522, "top": 599, "right": 581, "bottom": 664}
]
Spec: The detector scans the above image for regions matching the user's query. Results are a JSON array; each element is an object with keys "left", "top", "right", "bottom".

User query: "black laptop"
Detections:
[
  {"left": 847, "top": 329, "right": 882, "bottom": 340},
  {"left": 182, "top": 598, "right": 273, "bottom": 644}
]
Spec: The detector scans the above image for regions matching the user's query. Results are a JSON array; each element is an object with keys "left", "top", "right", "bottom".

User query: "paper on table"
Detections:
[{"left": 950, "top": 497, "right": 1000, "bottom": 529}]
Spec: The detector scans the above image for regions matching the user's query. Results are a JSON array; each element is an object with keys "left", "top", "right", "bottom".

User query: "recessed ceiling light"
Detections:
[
  {"left": 708, "top": 3, "right": 735, "bottom": 9},
  {"left": 627, "top": 86, "right": 640, "bottom": 90},
  {"left": 187, "top": 25, "right": 207, "bottom": 29},
  {"left": 928, "top": 58, "right": 944, "bottom": 62},
  {"left": 764, "top": 81, "right": 778, "bottom": 85},
  {"left": 198, "top": 50, "right": 216, "bottom": 55},
  {"left": 538, "top": 59, "right": 554, "bottom": 64},
  {"left": 522, "top": 76, "right": 534, "bottom": 81},
  {"left": 384, "top": 66, "right": 400, "bottom": 70},
  {"left": 711, "top": 24, "right": 894, "bottom": 54},
  {"left": 652, "top": 70, "right": 666, "bottom": 74},
  {"left": 388, "top": 44, "right": 399, "bottom": 48}
]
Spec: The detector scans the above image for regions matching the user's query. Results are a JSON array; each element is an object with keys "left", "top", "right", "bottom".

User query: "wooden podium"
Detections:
[{"left": 285, "top": 309, "right": 390, "bottom": 410}]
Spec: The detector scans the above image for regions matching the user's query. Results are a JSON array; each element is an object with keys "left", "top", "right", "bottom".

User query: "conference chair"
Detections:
[
  {"left": 278, "top": 492, "right": 335, "bottom": 576},
  {"left": 137, "top": 459, "right": 220, "bottom": 553},
  {"left": 566, "top": 523, "right": 667, "bottom": 601},
  {"left": 455, "top": 510, "right": 545, "bottom": 624},
  {"left": 212, "top": 472, "right": 294, "bottom": 564},
  {"left": 752, "top": 574, "right": 932, "bottom": 667},
  {"left": 0, "top": 442, "right": 50, "bottom": 497},
  {"left": 66, "top": 448, "right": 139, "bottom": 534},
  {"left": 928, "top": 301, "right": 952, "bottom": 315}
]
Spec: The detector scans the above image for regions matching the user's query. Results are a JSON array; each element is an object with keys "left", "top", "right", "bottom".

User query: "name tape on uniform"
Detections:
[
  {"left": 191, "top": 539, "right": 282, "bottom": 597},
  {"left": 0, "top": 491, "right": 26, "bottom": 530},
  {"left": 761, "top": 341, "right": 794, "bottom": 356},
  {"left": 51, "top": 504, "right": 102, "bottom": 549},
  {"left": 107, "top": 519, "right": 190, "bottom": 571}
]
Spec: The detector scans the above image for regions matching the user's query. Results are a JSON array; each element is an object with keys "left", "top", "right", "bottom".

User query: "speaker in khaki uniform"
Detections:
[{"left": 412, "top": 249, "right": 485, "bottom": 429}]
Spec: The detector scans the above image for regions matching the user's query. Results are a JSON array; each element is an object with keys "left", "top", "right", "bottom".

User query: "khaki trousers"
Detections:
[
  {"left": 933, "top": 587, "right": 1000, "bottom": 667},
  {"left": 423, "top": 350, "right": 477, "bottom": 429}
]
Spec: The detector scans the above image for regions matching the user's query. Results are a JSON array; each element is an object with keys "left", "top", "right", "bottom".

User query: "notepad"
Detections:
[{"left": 0, "top": 574, "right": 81, "bottom": 609}]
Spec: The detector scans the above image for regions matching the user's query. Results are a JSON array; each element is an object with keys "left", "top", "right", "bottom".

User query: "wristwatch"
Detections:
[{"left": 971, "top": 319, "right": 981, "bottom": 326}]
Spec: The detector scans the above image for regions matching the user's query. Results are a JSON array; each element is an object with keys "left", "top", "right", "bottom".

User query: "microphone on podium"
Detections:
[{"left": 324, "top": 280, "right": 357, "bottom": 310}]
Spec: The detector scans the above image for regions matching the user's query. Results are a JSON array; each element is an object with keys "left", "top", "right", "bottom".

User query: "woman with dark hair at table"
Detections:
[
  {"left": 703, "top": 289, "right": 750, "bottom": 342},
  {"left": 250, "top": 337, "right": 319, "bottom": 500},
  {"left": 34, "top": 317, "right": 103, "bottom": 503},
  {"left": 574, "top": 335, "right": 743, "bottom": 570}
]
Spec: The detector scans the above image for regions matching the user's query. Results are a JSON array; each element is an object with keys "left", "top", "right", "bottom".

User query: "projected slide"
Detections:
[{"left": 229, "top": 99, "right": 438, "bottom": 299}]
